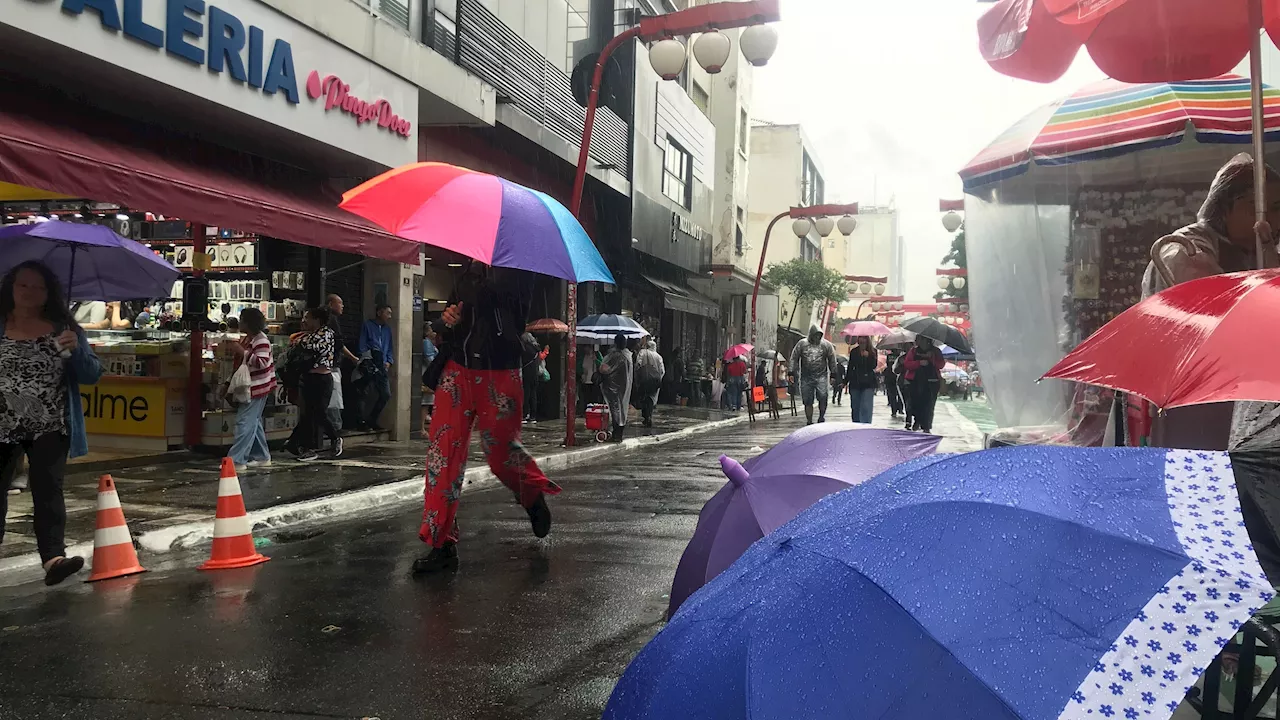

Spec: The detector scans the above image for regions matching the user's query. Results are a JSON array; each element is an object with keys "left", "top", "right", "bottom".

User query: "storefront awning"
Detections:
[
  {"left": 642, "top": 274, "right": 720, "bottom": 320},
  {"left": 0, "top": 93, "right": 420, "bottom": 264}
]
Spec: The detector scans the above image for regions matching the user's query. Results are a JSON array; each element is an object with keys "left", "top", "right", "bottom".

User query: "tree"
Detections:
[
  {"left": 934, "top": 228, "right": 969, "bottom": 301},
  {"left": 763, "top": 259, "right": 849, "bottom": 331}
]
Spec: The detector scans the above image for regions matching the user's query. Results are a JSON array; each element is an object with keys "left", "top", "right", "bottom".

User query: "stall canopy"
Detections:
[
  {"left": 642, "top": 274, "right": 720, "bottom": 320},
  {"left": 0, "top": 90, "right": 420, "bottom": 264}
]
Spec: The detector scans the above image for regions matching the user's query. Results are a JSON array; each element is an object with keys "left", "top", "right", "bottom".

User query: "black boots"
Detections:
[
  {"left": 612, "top": 424, "right": 626, "bottom": 442},
  {"left": 527, "top": 493, "right": 552, "bottom": 538},
  {"left": 412, "top": 543, "right": 459, "bottom": 574}
]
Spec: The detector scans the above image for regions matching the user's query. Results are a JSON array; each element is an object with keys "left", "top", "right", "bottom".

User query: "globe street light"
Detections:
[
  {"left": 566, "top": 0, "right": 781, "bottom": 446},
  {"left": 692, "top": 31, "right": 732, "bottom": 74},
  {"left": 942, "top": 211, "right": 963, "bottom": 233},
  {"left": 837, "top": 215, "right": 857, "bottom": 235}
]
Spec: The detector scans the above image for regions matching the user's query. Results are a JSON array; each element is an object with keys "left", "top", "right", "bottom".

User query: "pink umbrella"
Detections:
[
  {"left": 842, "top": 320, "right": 891, "bottom": 337},
  {"left": 723, "top": 343, "right": 753, "bottom": 361}
]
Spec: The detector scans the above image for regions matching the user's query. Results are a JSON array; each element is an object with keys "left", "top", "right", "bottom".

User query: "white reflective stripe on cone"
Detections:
[
  {"left": 213, "top": 515, "right": 251, "bottom": 539},
  {"left": 217, "top": 477, "right": 242, "bottom": 497},
  {"left": 94, "top": 524, "right": 133, "bottom": 548},
  {"left": 96, "top": 492, "right": 122, "bottom": 510}
]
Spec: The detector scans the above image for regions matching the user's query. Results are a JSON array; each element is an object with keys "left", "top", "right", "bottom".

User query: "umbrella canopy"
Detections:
[
  {"left": 876, "top": 329, "right": 916, "bottom": 351},
  {"left": 525, "top": 318, "right": 569, "bottom": 334},
  {"left": 754, "top": 349, "right": 782, "bottom": 361},
  {"left": 902, "top": 316, "right": 973, "bottom": 354},
  {"left": 960, "top": 75, "right": 1280, "bottom": 190},
  {"left": 576, "top": 314, "right": 647, "bottom": 342},
  {"left": 841, "top": 320, "right": 892, "bottom": 337},
  {"left": 723, "top": 343, "right": 753, "bottom": 361},
  {"left": 340, "top": 162, "right": 614, "bottom": 284},
  {"left": 608, "top": 445, "right": 1274, "bottom": 720},
  {"left": 942, "top": 367, "right": 971, "bottom": 383},
  {"left": 667, "top": 424, "right": 942, "bottom": 619},
  {"left": 1043, "top": 268, "right": 1280, "bottom": 408},
  {"left": 0, "top": 221, "right": 179, "bottom": 301},
  {"left": 979, "top": 0, "right": 1280, "bottom": 85}
]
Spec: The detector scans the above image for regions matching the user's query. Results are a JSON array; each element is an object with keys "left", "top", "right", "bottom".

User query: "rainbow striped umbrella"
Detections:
[
  {"left": 961, "top": 75, "right": 1280, "bottom": 190},
  {"left": 340, "top": 162, "right": 614, "bottom": 284}
]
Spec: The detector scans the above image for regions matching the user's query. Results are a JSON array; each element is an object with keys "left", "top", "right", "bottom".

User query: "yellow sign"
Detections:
[
  {"left": 80, "top": 381, "right": 168, "bottom": 437},
  {"left": 193, "top": 251, "right": 214, "bottom": 272}
]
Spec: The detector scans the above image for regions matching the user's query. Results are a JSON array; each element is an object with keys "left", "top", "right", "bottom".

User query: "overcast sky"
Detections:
[{"left": 750, "top": 0, "right": 1106, "bottom": 301}]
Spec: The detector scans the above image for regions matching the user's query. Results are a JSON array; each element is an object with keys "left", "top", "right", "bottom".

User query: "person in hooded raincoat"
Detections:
[
  {"left": 788, "top": 325, "right": 839, "bottom": 425},
  {"left": 598, "top": 333, "right": 634, "bottom": 442},
  {"left": 1142, "top": 153, "right": 1280, "bottom": 451},
  {"left": 634, "top": 339, "right": 665, "bottom": 427}
]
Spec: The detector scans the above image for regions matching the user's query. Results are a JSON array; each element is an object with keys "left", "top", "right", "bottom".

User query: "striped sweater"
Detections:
[{"left": 242, "top": 332, "right": 277, "bottom": 398}]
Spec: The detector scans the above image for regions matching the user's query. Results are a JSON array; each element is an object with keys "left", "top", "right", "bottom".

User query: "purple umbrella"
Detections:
[
  {"left": 667, "top": 423, "right": 942, "bottom": 618},
  {"left": 0, "top": 221, "right": 179, "bottom": 301}
]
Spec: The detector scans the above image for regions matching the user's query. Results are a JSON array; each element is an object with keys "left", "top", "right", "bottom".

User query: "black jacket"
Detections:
[
  {"left": 434, "top": 266, "right": 534, "bottom": 371},
  {"left": 844, "top": 348, "right": 878, "bottom": 390}
]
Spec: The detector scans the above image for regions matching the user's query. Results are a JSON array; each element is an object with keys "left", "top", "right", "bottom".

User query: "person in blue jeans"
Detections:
[
  {"left": 844, "top": 335, "right": 878, "bottom": 424},
  {"left": 359, "top": 304, "right": 394, "bottom": 431},
  {"left": 227, "top": 308, "right": 277, "bottom": 470}
]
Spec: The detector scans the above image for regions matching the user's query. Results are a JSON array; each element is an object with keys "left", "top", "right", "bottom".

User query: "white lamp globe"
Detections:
[
  {"left": 937, "top": 276, "right": 950, "bottom": 290},
  {"left": 960, "top": 304, "right": 970, "bottom": 313},
  {"left": 937, "top": 303, "right": 948, "bottom": 313},
  {"left": 649, "top": 39, "right": 687, "bottom": 81},
  {"left": 953, "top": 276, "right": 967, "bottom": 290},
  {"left": 873, "top": 282, "right": 886, "bottom": 295},
  {"left": 893, "top": 302, "right": 903, "bottom": 311},
  {"left": 837, "top": 215, "right": 857, "bottom": 235},
  {"left": 859, "top": 282, "right": 872, "bottom": 295},
  {"left": 791, "top": 218, "right": 813, "bottom": 238},
  {"left": 739, "top": 24, "right": 778, "bottom": 67},
  {"left": 949, "top": 303, "right": 960, "bottom": 313},
  {"left": 814, "top": 216, "right": 836, "bottom": 237},
  {"left": 692, "top": 31, "right": 731, "bottom": 74},
  {"left": 942, "top": 210, "right": 963, "bottom": 232}
]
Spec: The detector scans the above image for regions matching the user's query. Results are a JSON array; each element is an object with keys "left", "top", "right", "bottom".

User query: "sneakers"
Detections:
[
  {"left": 412, "top": 543, "right": 458, "bottom": 574},
  {"left": 246, "top": 459, "right": 272, "bottom": 468},
  {"left": 44, "top": 556, "right": 85, "bottom": 586},
  {"left": 234, "top": 463, "right": 248, "bottom": 474},
  {"left": 526, "top": 493, "right": 552, "bottom": 539},
  {"left": 296, "top": 451, "right": 320, "bottom": 462},
  {"left": 331, "top": 436, "right": 344, "bottom": 458}
]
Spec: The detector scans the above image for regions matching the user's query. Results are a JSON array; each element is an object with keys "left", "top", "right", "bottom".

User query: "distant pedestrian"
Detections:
[
  {"left": 520, "top": 331, "right": 546, "bottom": 424},
  {"left": 0, "top": 261, "right": 103, "bottom": 585},
  {"left": 285, "top": 307, "right": 339, "bottom": 461},
  {"left": 831, "top": 355, "right": 847, "bottom": 406},
  {"left": 227, "top": 308, "right": 276, "bottom": 470},
  {"left": 358, "top": 304, "right": 394, "bottom": 431},
  {"left": 883, "top": 350, "right": 904, "bottom": 418},
  {"left": 903, "top": 336, "right": 946, "bottom": 434},
  {"left": 415, "top": 261, "right": 558, "bottom": 574},
  {"left": 725, "top": 355, "right": 748, "bottom": 412},
  {"left": 599, "top": 333, "right": 634, "bottom": 442},
  {"left": 635, "top": 339, "right": 665, "bottom": 427},
  {"left": 789, "top": 326, "right": 838, "bottom": 425},
  {"left": 326, "top": 294, "right": 358, "bottom": 434},
  {"left": 685, "top": 353, "right": 705, "bottom": 407},
  {"left": 844, "top": 336, "right": 877, "bottom": 424},
  {"left": 420, "top": 324, "right": 438, "bottom": 435}
]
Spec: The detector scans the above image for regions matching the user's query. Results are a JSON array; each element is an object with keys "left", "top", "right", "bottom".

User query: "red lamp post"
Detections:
[{"left": 564, "top": 0, "right": 781, "bottom": 446}]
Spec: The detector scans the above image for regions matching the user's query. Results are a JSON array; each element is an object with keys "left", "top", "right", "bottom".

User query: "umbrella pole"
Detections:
[
  {"left": 67, "top": 246, "right": 76, "bottom": 303},
  {"left": 1252, "top": 0, "right": 1269, "bottom": 270}
]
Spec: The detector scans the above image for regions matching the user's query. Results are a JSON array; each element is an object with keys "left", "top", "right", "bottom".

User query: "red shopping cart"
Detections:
[{"left": 585, "top": 404, "right": 612, "bottom": 443}]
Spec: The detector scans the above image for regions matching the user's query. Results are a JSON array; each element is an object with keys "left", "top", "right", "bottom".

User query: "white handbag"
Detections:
[{"left": 226, "top": 364, "right": 252, "bottom": 404}]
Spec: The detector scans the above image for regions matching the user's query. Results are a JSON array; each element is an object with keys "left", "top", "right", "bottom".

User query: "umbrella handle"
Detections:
[{"left": 1150, "top": 235, "right": 1197, "bottom": 288}]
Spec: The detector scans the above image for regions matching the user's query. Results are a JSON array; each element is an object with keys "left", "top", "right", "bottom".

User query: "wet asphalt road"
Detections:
[{"left": 0, "top": 416, "right": 808, "bottom": 720}]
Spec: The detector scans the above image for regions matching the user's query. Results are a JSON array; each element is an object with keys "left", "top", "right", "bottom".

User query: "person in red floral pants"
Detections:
[{"left": 415, "top": 262, "right": 560, "bottom": 574}]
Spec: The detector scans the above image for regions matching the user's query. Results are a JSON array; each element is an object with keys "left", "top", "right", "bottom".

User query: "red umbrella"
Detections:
[
  {"left": 1041, "top": 269, "right": 1280, "bottom": 408},
  {"left": 978, "top": 0, "right": 1280, "bottom": 267},
  {"left": 526, "top": 318, "right": 569, "bottom": 334}
]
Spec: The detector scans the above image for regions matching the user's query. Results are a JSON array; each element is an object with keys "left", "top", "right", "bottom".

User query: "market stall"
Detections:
[{"left": 959, "top": 75, "right": 1280, "bottom": 447}]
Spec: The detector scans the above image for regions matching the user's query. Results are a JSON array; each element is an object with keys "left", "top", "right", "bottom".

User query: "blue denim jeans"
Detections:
[
  {"left": 229, "top": 395, "right": 270, "bottom": 464},
  {"left": 849, "top": 387, "right": 875, "bottom": 424}
]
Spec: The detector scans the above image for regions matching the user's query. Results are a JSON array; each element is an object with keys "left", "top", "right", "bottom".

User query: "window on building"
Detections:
[
  {"left": 735, "top": 206, "right": 745, "bottom": 256},
  {"left": 690, "top": 82, "right": 710, "bottom": 117},
  {"left": 662, "top": 137, "right": 693, "bottom": 209},
  {"left": 801, "top": 151, "right": 825, "bottom": 207},
  {"left": 738, "top": 109, "right": 749, "bottom": 154}
]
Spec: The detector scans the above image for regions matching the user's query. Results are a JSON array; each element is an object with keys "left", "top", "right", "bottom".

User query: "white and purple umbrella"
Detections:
[{"left": 0, "top": 221, "right": 179, "bottom": 300}]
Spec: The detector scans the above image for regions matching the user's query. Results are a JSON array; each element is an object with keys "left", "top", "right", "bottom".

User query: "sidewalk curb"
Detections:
[{"left": 0, "top": 414, "right": 749, "bottom": 579}]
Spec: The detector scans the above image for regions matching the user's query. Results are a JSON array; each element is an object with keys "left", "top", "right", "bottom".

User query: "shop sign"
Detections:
[
  {"left": 305, "top": 71, "right": 413, "bottom": 139},
  {"left": 80, "top": 380, "right": 168, "bottom": 437},
  {"left": 51, "top": 0, "right": 300, "bottom": 104},
  {"left": 670, "top": 213, "right": 711, "bottom": 245}
]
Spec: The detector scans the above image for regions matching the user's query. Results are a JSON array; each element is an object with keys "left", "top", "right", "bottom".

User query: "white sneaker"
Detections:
[
  {"left": 234, "top": 463, "right": 248, "bottom": 473},
  {"left": 246, "top": 459, "right": 272, "bottom": 468}
]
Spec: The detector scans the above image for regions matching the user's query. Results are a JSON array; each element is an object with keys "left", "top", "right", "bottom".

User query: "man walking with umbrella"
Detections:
[{"left": 789, "top": 326, "right": 839, "bottom": 425}]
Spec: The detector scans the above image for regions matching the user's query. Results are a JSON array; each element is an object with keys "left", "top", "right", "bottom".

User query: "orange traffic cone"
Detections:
[
  {"left": 87, "top": 475, "right": 146, "bottom": 582},
  {"left": 200, "top": 458, "right": 269, "bottom": 571}
]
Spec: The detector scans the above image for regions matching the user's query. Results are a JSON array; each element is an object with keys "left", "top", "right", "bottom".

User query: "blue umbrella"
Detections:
[
  {"left": 606, "top": 446, "right": 1275, "bottom": 720},
  {"left": 0, "top": 221, "right": 179, "bottom": 300}
]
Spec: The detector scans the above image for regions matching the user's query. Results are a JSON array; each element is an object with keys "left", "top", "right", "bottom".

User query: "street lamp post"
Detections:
[{"left": 565, "top": 0, "right": 781, "bottom": 446}]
